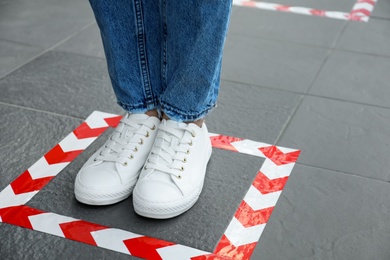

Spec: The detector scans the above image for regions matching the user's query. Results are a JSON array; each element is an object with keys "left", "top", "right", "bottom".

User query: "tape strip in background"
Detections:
[{"left": 233, "top": 0, "right": 378, "bottom": 22}]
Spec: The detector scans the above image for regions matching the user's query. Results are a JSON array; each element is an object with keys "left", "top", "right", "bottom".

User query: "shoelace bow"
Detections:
[
  {"left": 95, "top": 116, "right": 155, "bottom": 164},
  {"left": 146, "top": 123, "right": 195, "bottom": 178}
]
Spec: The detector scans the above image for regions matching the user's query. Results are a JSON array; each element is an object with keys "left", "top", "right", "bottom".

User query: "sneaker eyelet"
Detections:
[
  {"left": 180, "top": 166, "right": 184, "bottom": 171},
  {"left": 93, "top": 158, "right": 97, "bottom": 162},
  {"left": 123, "top": 161, "right": 128, "bottom": 166},
  {"left": 145, "top": 131, "right": 150, "bottom": 138},
  {"left": 191, "top": 132, "right": 196, "bottom": 137},
  {"left": 176, "top": 175, "right": 182, "bottom": 179},
  {"left": 189, "top": 140, "right": 193, "bottom": 146},
  {"left": 139, "top": 138, "right": 144, "bottom": 145},
  {"left": 144, "top": 166, "right": 147, "bottom": 170},
  {"left": 134, "top": 147, "right": 138, "bottom": 152},
  {"left": 183, "top": 158, "right": 187, "bottom": 163},
  {"left": 186, "top": 149, "right": 190, "bottom": 155},
  {"left": 129, "top": 154, "right": 134, "bottom": 159},
  {"left": 151, "top": 125, "right": 156, "bottom": 130}
]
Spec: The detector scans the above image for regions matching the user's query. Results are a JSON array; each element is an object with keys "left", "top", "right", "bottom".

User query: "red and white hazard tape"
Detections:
[
  {"left": 233, "top": 0, "right": 378, "bottom": 22},
  {"left": 0, "top": 111, "right": 300, "bottom": 260}
]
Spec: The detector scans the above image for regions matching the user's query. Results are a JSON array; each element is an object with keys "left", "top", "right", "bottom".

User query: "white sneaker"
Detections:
[
  {"left": 133, "top": 119, "right": 212, "bottom": 219},
  {"left": 74, "top": 113, "right": 160, "bottom": 205}
]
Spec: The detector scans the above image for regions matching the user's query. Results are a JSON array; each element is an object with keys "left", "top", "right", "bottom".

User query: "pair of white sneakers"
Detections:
[{"left": 74, "top": 113, "right": 212, "bottom": 219}]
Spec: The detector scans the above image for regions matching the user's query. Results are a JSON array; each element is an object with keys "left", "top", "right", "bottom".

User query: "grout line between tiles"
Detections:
[
  {"left": 273, "top": 21, "right": 350, "bottom": 144},
  {"left": 52, "top": 49, "right": 106, "bottom": 61},
  {"left": 0, "top": 101, "right": 85, "bottom": 121},
  {"left": 295, "top": 162, "right": 390, "bottom": 185},
  {"left": 0, "top": 22, "right": 96, "bottom": 81}
]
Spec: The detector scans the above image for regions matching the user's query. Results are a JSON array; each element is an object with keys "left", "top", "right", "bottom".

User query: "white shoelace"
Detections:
[
  {"left": 95, "top": 115, "right": 155, "bottom": 165},
  {"left": 146, "top": 121, "right": 196, "bottom": 178}
]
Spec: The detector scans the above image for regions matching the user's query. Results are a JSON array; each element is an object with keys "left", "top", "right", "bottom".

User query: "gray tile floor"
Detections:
[{"left": 1, "top": 0, "right": 389, "bottom": 259}]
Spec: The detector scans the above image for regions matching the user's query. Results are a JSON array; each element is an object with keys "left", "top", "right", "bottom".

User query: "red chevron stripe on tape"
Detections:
[
  {"left": 350, "top": 8, "right": 371, "bottom": 15},
  {"left": 191, "top": 254, "right": 230, "bottom": 260},
  {"left": 235, "top": 201, "right": 274, "bottom": 228},
  {"left": 44, "top": 144, "right": 84, "bottom": 164},
  {"left": 73, "top": 122, "right": 109, "bottom": 139},
  {"left": 210, "top": 135, "right": 243, "bottom": 152},
  {"left": 60, "top": 220, "right": 108, "bottom": 246},
  {"left": 10, "top": 170, "right": 54, "bottom": 195},
  {"left": 310, "top": 9, "right": 327, "bottom": 16},
  {"left": 0, "top": 205, "right": 44, "bottom": 229},
  {"left": 104, "top": 115, "right": 122, "bottom": 128},
  {"left": 259, "top": 146, "right": 300, "bottom": 166},
  {"left": 213, "top": 235, "right": 257, "bottom": 260},
  {"left": 124, "top": 236, "right": 175, "bottom": 260},
  {"left": 357, "top": 0, "right": 376, "bottom": 4},
  {"left": 252, "top": 171, "right": 288, "bottom": 195}
]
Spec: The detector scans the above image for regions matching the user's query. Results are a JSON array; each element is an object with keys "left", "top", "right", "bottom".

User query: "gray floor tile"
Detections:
[
  {"left": 336, "top": 18, "right": 390, "bottom": 57},
  {"left": 252, "top": 164, "right": 390, "bottom": 260},
  {"left": 0, "top": 0, "right": 95, "bottom": 48},
  {"left": 371, "top": 0, "right": 390, "bottom": 19},
  {"left": 208, "top": 81, "right": 302, "bottom": 143},
  {"left": 28, "top": 130, "right": 265, "bottom": 252},
  {"left": 0, "top": 224, "right": 135, "bottom": 260},
  {"left": 257, "top": 0, "right": 356, "bottom": 12},
  {"left": 0, "top": 40, "right": 43, "bottom": 79},
  {"left": 278, "top": 96, "right": 390, "bottom": 181},
  {"left": 309, "top": 50, "right": 390, "bottom": 108},
  {"left": 0, "top": 51, "right": 122, "bottom": 119},
  {"left": 229, "top": 7, "right": 346, "bottom": 48},
  {"left": 221, "top": 34, "right": 330, "bottom": 93},
  {"left": 0, "top": 103, "right": 81, "bottom": 191},
  {"left": 55, "top": 23, "right": 105, "bottom": 59}
]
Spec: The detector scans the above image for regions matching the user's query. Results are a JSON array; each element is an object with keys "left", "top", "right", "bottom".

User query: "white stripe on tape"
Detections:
[
  {"left": 91, "top": 228, "right": 143, "bottom": 255},
  {"left": 29, "top": 213, "right": 77, "bottom": 237},
  {"left": 245, "top": 186, "right": 282, "bottom": 210}
]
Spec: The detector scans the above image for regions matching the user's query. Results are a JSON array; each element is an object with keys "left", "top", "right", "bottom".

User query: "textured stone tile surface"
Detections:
[
  {"left": 28, "top": 130, "right": 265, "bottom": 252},
  {"left": 208, "top": 81, "right": 302, "bottom": 143},
  {"left": 0, "top": 0, "right": 94, "bottom": 48},
  {"left": 55, "top": 23, "right": 105, "bottom": 59},
  {"left": 0, "top": 103, "right": 81, "bottom": 191},
  {"left": 278, "top": 96, "right": 390, "bottom": 181},
  {"left": 371, "top": 0, "right": 390, "bottom": 19},
  {"left": 309, "top": 50, "right": 390, "bottom": 108},
  {"left": 252, "top": 164, "right": 390, "bottom": 260},
  {"left": 0, "top": 51, "right": 122, "bottom": 119},
  {"left": 221, "top": 34, "right": 329, "bottom": 93},
  {"left": 336, "top": 19, "right": 390, "bottom": 57},
  {"left": 0, "top": 40, "right": 42, "bottom": 79},
  {"left": 229, "top": 7, "right": 346, "bottom": 48}
]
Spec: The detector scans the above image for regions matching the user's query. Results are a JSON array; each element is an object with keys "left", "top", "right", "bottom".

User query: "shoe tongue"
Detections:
[
  {"left": 127, "top": 113, "right": 149, "bottom": 121},
  {"left": 164, "top": 119, "right": 188, "bottom": 129}
]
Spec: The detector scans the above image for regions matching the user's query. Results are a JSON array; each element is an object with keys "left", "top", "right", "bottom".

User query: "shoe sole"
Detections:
[{"left": 74, "top": 181, "right": 136, "bottom": 206}]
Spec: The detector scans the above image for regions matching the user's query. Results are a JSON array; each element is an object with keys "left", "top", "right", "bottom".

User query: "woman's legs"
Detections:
[{"left": 75, "top": 0, "right": 232, "bottom": 217}]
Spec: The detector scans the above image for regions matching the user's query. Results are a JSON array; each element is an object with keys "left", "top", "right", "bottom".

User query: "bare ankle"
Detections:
[{"left": 145, "top": 109, "right": 159, "bottom": 118}]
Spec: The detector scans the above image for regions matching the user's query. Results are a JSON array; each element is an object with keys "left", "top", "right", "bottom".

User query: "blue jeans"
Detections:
[{"left": 89, "top": 0, "right": 232, "bottom": 122}]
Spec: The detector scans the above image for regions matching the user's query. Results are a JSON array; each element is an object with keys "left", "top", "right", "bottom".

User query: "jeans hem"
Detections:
[
  {"left": 160, "top": 100, "right": 216, "bottom": 122},
  {"left": 117, "top": 100, "right": 159, "bottom": 114}
]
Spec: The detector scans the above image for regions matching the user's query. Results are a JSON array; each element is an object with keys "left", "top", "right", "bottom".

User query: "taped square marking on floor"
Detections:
[
  {"left": 0, "top": 111, "right": 300, "bottom": 260},
  {"left": 233, "top": 0, "right": 378, "bottom": 22}
]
